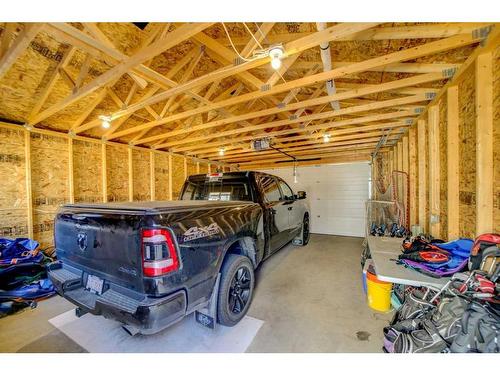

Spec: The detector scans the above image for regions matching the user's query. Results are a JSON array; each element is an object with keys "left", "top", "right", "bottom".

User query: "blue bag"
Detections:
[
  {"left": 434, "top": 238, "right": 473, "bottom": 258},
  {"left": 0, "top": 238, "right": 42, "bottom": 266},
  {"left": 0, "top": 279, "right": 55, "bottom": 302},
  {"left": 398, "top": 238, "right": 473, "bottom": 278}
]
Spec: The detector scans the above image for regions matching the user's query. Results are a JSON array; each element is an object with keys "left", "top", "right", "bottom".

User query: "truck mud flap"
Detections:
[{"left": 195, "top": 273, "right": 220, "bottom": 329}]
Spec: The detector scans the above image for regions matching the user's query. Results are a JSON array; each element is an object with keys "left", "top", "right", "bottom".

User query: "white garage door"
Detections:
[{"left": 260, "top": 162, "right": 371, "bottom": 237}]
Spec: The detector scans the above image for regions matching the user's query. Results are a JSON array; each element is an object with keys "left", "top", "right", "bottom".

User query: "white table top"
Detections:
[{"left": 367, "top": 236, "right": 449, "bottom": 289}]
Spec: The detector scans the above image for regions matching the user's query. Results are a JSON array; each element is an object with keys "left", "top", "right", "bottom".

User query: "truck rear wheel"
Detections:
[{"left": 217, "top": 254, "right": 254, "bottom": 326}]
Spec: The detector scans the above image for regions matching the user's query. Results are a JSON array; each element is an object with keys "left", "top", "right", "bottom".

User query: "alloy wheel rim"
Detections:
[{"left": 228, "top": 266, "right": 251, "bottom": 314}]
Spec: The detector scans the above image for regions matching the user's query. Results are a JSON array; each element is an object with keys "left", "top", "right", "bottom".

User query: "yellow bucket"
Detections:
[{"left": 366, "top": 271, "right": 392, "bottom": 312}]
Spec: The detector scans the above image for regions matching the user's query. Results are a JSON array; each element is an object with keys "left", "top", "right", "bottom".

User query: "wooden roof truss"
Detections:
[{"left": 0, "top": 21, "right": 498, "bottom": 168}]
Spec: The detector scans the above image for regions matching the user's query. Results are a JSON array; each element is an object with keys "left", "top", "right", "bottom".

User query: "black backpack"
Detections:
[{"left": 451, "top": 301, "right": 500, "bottom": 353}]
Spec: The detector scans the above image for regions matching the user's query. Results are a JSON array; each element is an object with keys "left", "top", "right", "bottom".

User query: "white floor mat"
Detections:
[{"left": 49, "top": 309, "right": 263, "bottom": 353}]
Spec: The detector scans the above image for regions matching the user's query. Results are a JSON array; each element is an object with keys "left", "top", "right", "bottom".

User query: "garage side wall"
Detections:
[
  {"left": 31, "top": 133, "right": 69, "bottom": 247},
  {"left": 494, "top": 46, "right": 500, "bottom": 238},
  {"left": 0, "top": 127, "right": 214, "bottom": 248},
  {"left": 374, "top": 46, "right": 500, "bottom": 241},
  {"left": 107, "top": 144, "right": 129, "bottom": 202},
  {"left": 0, "top": 127, "right": 28, "bottom": 239},
  {"left": 458, "top": 66, "right": 477, "bottom": 238}
]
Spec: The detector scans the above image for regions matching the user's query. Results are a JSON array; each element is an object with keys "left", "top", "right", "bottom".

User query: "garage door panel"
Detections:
[
  {"left": 312, "top": 185, "right": 368, "bottom": 199},
  {"left": 305, "top": 178, "right": 368, "bottom": 187},
  {"left": 299, "top": 165, "right": 368, "bottom": 181},
  {"left": 301, "top": 176, "right": 368, "bottom": 184},
  {"left": 312, "top": 186, "right": 368, "bottom": 200},
  {"left": 311, "top": 216, "right": 366, "bottom": 237},
  {"left": 310, "top": 179, "right": 368, "bottom": 186},
  {"left": 310, "top": 199, "right": 365, "bottom": 215},
  {"left": 261, "top": 162, "right": 370, "bottom": 237},
  {"left": 311, "top": 201, "right": 364, "bottom": 211},
  {"left": 310, "top": 202, "right": 365, "bottom": 221}
]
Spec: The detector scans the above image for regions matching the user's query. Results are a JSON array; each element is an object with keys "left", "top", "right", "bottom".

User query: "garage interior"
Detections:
[{"left": 0, "top": 21, "right": 499, "bottom": 353}]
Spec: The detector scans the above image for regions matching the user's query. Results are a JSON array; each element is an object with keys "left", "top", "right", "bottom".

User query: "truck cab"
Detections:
[{"left": 180, "top": 171, "right": 309, "bottom": 257}]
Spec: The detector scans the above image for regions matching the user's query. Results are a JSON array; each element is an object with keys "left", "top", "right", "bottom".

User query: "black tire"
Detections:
[
  {"left": 217, "top": 254, "right": 255, "bottom": 327},
  {"left": 301, "top": 215, "right": 310, "bottom": 246}
]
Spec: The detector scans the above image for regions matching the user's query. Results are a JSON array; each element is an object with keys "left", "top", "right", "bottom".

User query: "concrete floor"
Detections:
[{"left": 0, "top": 234, "right": 391, "bottom": 353}]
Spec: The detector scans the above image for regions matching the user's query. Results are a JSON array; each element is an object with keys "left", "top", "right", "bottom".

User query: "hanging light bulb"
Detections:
[
  {"left": 269, "top": 45, "right": 284, "bottom": 70},
  {"left": 218, "top": 148, "right": 225, "bottom": 156},
  {"left": 102, "top": 119, "right": 110, "bottom": 129},
  {"left": 323, "top": 133, "right": 331, "bottom": 143},
  {"left": 99, "top": 115, "right": 111, "bottom": 129},
  {"left": 271, "top": 56, "right": 282, "bottom": 70}
]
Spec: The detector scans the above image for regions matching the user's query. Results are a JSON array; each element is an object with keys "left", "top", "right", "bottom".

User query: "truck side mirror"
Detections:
[{"left": 296, "top": 191, "right": 306, "bottom": 200}]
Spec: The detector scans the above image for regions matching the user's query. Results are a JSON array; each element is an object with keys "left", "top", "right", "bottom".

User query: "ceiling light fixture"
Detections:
[
  {"left": 99, "top": 115, "right": 112, "bottom": 129},
  {"left": 323, "top": 133, "right": 331, "bottom": 143},
  {"left": 269, "top": 45, "right": 284, "bottom": 70},
  {"left": 222, "top": 23, "right": 286, "bottom": 71},
  {"left": 218, "top": 148, "right": 225, "bottom": 156}
]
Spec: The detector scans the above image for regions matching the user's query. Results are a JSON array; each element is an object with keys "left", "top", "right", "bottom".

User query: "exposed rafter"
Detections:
[
  {"left": 110, "top": 33, "right": 481, "bottom": 140},
  {"left": 29, "top": 22, "right": 214, "bottom": 126},
  {"left": 130, "top": 72, "right": 442, "bottom": 145},
  {"left": 0, "top": 23, "right": 42, "bottom": 80},
  {"left": 106, "top": 23, "right": 380, "bottom": 124},
  {"left": 154, "top": 95, "right": 427, "bottom": 149},
  {"left": 0, "top": 22, "right": 495, "bottom": 167}
]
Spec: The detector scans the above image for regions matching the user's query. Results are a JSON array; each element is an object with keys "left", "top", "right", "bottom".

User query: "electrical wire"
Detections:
[
  {"left": 254, "top": 22, "right": 271, "bottom": 46},
  {"left": 222, "top": 23, "right": 302, "bottom": 114},
  {"left": 243, "top": 22, "right": 264, "bottom": 51},
  {"left": 221, "top": 23, "right": 258, "bottom": 62}
]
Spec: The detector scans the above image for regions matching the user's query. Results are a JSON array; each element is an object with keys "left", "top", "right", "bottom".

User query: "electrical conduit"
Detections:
[{"left": 316, "top": 22, "right": 340, "bottom": 111}]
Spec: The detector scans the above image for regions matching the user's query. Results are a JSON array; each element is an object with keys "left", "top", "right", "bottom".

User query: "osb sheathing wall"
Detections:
[
  {"left": 424, "top": 123, "right": 430, "bottom": 233},
  {"left": 199, "top": 163, "right": 209, "bottom": 175},
  {"left": 107, "top": 145, "right": 129, "bottom": 202},
  {"left": 0, "top": 127, "right": 212, "bottom": 248},
  {"left": 438, "top": 98, "right": 448, "bottom": 239},
  {"left": 154, "top": 152, "right": 170, "bottom": 201},
  {"left": 74, "top": 140, "right": 102, "bottom": 203},
  {"left": 171, "top": 154, "right": 185, "bottom": 199},
  {"left": 0, "top": 128, "right": 27, "bottom": 238},
  {"left": 493, "top": 45, "right": 500, "bottom": 238},
  {"left": 132, "top": 149, "right": 150, "bottom": 201},
  {"left": 31, "top": 133, "right": 69, "bottom": 246},
  {"left": 187, "top": 159, "right": 197, "bottom": 179},
  {"left": 375, "top": 46, "right": 500, "bottom": 240},
  {"left": 457, "top": 66, "right": 477, "bottom": 238}
]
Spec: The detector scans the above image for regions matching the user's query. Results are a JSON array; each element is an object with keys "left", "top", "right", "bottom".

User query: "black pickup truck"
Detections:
[{"left": 48, "top": 171, "right": 309, "bottom": 335}]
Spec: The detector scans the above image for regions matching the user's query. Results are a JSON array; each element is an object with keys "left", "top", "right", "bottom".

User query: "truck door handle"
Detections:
[{"left": 287, "top": 206, "right": 293, "bottom": 211}]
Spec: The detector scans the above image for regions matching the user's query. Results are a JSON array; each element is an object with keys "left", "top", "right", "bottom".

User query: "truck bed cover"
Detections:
[{"left": 63, "top": 200, "right": 253, "bottom": 213}]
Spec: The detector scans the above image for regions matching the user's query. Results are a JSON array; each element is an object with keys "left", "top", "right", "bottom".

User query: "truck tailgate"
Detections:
[{"left": 55, "top": 208, "right": 146, "bottom": 293}]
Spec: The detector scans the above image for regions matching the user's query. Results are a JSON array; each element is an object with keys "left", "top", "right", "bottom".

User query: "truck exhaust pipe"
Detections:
[{"left": 122, "top": 325, "right": 140, "bottom": 336}]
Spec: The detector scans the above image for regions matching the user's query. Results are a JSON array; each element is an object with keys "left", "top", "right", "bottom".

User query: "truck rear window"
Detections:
[{"left": 180, "top": 177, "right": 252, "bottom": 201}]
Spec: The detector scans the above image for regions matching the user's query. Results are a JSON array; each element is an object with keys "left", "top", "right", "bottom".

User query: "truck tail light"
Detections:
[{"left": 141, "top": 228, "right": 179, "bottom": 277}]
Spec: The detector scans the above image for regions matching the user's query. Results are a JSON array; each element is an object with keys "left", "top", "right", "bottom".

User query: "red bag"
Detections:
[{"left": 468, "top": 233, "right": 500, "bottom": 271}]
